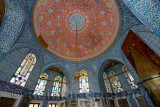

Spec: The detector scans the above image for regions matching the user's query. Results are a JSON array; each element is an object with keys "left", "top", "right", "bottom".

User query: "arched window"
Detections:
[
  {"left": 109, "top": 71, "right": 123, "bottom": 93},
  {"left": 103, "top": 72, "right": 112, "bottom": 93},
  {"left": 61, "top": 76, "right": 66, "bottom": 97},
  {"left": 51, "top": 76, "right": 62, "bottom": 96},
  {"left": 33, "top": 73, "right": 48, "bottom": 95},
  {"left": 122, "top": 66, "right": 138, "bottom": 89},
  {"left": 10, "top": 53, "right": 36, "bottom": 87},
  {"left": 79, "top": 70, "right": 89, "bottom": 93}
]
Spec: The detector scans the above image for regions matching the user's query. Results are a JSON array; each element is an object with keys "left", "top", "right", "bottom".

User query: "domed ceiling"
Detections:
[{"left": 33, "top": 0, "right": 120, "bottom": 61}]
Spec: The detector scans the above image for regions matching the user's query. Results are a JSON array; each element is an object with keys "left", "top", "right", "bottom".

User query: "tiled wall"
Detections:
[
  {"left": 0, "top": 0, "right": 25, "bottom": 56},
  {"left": 122, "top": 0, "right": 160, "bottom": 36},
  {"left": 0, "top": 0, "right": 159, "bottom": 106}
]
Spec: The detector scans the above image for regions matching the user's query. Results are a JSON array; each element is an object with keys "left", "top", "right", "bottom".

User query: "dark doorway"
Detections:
[
  {"left": 0, "top": 97, "right": 16, "bottom": 107},
  {"left": 118, "top": 99, "right": 129, "bottom": 107},
  {"left": 109, "top": 99, "right": 115, "bottom": 107}
]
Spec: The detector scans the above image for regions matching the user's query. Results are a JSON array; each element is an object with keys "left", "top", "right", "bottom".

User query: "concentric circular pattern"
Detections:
[{"left": 33, "top": 0, "right": 120, "bottom": 61}]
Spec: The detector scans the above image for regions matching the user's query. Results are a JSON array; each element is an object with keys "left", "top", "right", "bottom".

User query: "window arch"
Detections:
[
  {"left": 51, "top": 76, "right": 62, "bottom": 96},
  {"left": 33, "top": 73, "right": 48, "bottom": 95},
  {"left": 61, "top": 76, "right": 66, "bottom": 97},
  {"left": 10, "top": 53, "right": 36, "bottom": 87},
  {"left": 103, "top": 72, "right": 112, "bottom": 93},
  {"left": 122, "top": 66, "right": 138, "bottom": 89},
  {"left": 109, "top": 71, "right": 123, "bottom": 93},
  {"left": 79, "top": 70, "right": 89, "bottom": 93}
]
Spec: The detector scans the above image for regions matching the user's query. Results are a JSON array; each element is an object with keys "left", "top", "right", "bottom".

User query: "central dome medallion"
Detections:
[
  {"left": 69, "top": 14, "right": 85, "bottom": 30},
  {"left": 33, "top": 0, "right": 120, "bottom": 61}
]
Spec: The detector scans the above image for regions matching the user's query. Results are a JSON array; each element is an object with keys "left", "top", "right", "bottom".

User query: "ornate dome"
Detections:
[{"left": 33, "top": 0, "right": 120, "bottom": 61}]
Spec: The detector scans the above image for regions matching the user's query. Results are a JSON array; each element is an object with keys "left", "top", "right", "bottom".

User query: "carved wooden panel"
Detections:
[
  {"left": 0, "top": 97, "right": 16, "bottom": 107},
  {"left": 121, "top": 29, "right": 160, "bottom": 73}
]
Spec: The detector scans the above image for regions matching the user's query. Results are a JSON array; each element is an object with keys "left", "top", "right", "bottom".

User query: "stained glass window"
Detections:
[
  {"left": 79, "top": 70, "right": 89, "bottom": 93},
  {"left": 109, "top": 71, "right": 123, "bottom": 93},
  {"left": 103, "top": 72, "right": 112, "bottom": 93},
  {"left": 10, "top": 53, "right": 36, "bottom": 87},
  {"left": 122, "top": 66, "right": 138, "bottom": 89},
  {"left": 33, "top": 73, "right": 48, "bottom": 95},
  {"left": 51, "top": 76, "right": 62, "bottom": 96},
  {"left": 61, "top": 76, "right": 66, "bottom": 97}
]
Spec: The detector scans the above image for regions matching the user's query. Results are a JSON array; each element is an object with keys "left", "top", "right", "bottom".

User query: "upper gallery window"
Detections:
[
  {"left": 109, "top": 71, "right": 123, "bottom": 93},
  {"left": 79, "top": 70, "right": 89, "bottom": 93},
  {"left": 10, "top": 53, "right": 36, "bottom": 87},
  {"left": 103, "top": 72, "right": 112, "bottom": 93},
  {"left": 33, "top": 73, "right": 48, "bottom": 95},
  {"left": 51, "top": 76, "right": 62, "bottom": 96},
  {"left": 122, "top": 66, "right": 138, "bottom": 89}
]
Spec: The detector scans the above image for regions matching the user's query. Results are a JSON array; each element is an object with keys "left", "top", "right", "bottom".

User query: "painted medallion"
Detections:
[{"left": 33, "top": 0, "right": 120, "bottom": 61}]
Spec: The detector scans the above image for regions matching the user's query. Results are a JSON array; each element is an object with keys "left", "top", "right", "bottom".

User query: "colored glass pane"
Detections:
[
  {"left": 51, "top": 76, "right": 62, "bottom": 96},
  {"left": 122, "top": 66, "right": 138, "bottom": 89},
  {"left": 109, "top": 71, "right": 123, "bottom": 93},
  {"left": 10, "top": 53, "right": 36, "bottom": 87},
  {"left": 79, "top": 70, "right": 89, "bottom": 93},
  {"left": 103, "top": 72, "right": 112, "bottom": 93},
  {"left": 33, "top": 73, "right": 48, "bottom": 95}
]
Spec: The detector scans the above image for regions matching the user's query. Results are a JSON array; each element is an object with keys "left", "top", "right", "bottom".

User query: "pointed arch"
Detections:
[
  {"left": 33, "top": 73, "right": 48, "bottom": 95},
  {"left": 109, "top": 71, "right": 123, "bottom": 93},
  {"left": 51, "top": 76, "right": 62, "bottom": 96},
  {"left": 79, "top": 70, "right": 89, "bottom": 93},
  {"left": 61, "top": 76, "right": 66, "bottom": 97},
  {"left": 122, "top": 66, "right": 138, "bottom": 89},
  {"left": 10, "top": 53, "right": 36, "bottom": 87},
  {"left": 103, "top": 72, "right": 112, "bottom": 93}
]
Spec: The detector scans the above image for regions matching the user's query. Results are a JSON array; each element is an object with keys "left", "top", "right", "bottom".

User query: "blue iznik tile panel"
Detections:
[
  {"left": 122, "top": 0, "right": 160, "bottom": 36},
  {"left": 0, "top": 0, "right": 25, "bottom": 56}
]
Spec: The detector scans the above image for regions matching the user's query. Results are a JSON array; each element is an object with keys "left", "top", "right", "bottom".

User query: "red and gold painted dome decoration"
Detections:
[{"left": 33, "top": 0, "right": 120, "bottom": 61}]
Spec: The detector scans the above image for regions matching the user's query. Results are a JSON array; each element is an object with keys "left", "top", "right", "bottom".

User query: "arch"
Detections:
[
  {"left": 51, "top": 76, "right": 62, "bottom": 96},
  {"left": 98, "top": 59, "right": 124, "bottom": 93},
  {"left": 0, "top": 43, "right": 44, "bottom": 70},
  {"left": 42, "top": 63, "right": 70, "bottom": 84},
  {"left": 42, "top": 63, "right": 70, "bottom": 96},
  {"left": 0, "top": 0, "right": 25, "bottom": 56},
  {"left": 73, "top": 64, "right": 97, "bottom": 77},
  {"left": 33, "top": 73, "right": 48, "bottom": 95},
  {"left": 10, "top": 53, "right": 36, "bottom": 87},
  {"left": 0, "top": 47, "right": 43, "bottom": 90}
]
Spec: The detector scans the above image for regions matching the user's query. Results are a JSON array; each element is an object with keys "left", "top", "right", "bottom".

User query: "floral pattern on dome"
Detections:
[{"left": 33, "top": 0, "right": 120, "bottom": 61}]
